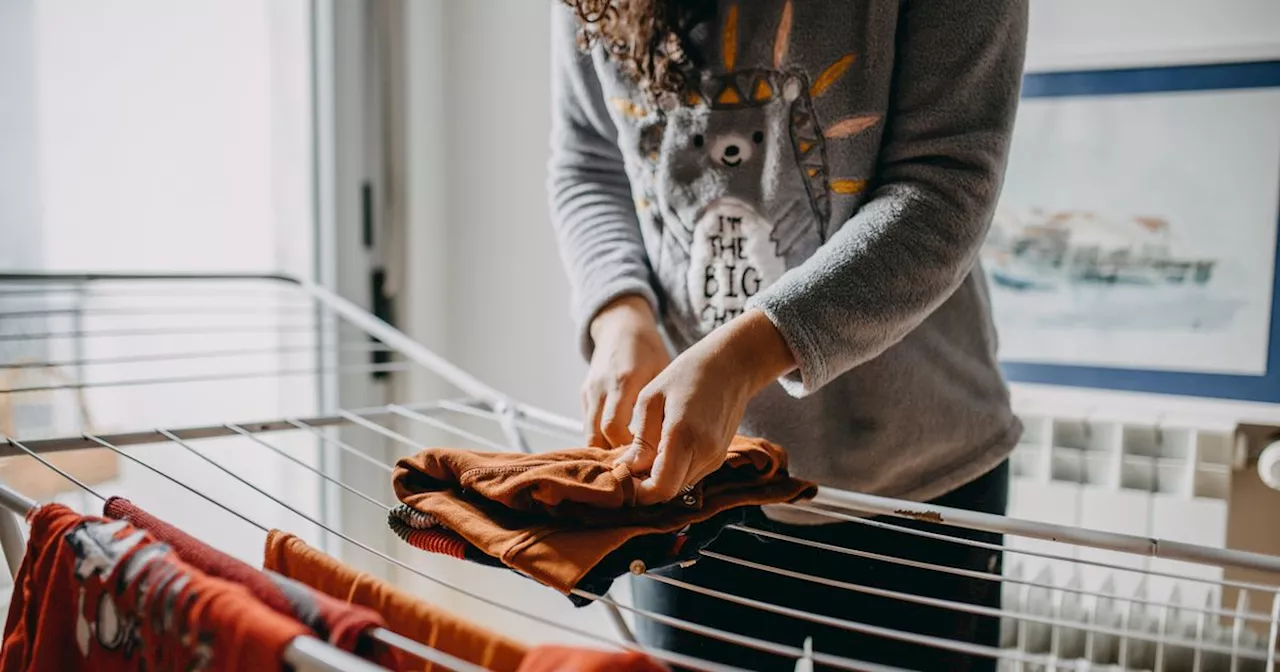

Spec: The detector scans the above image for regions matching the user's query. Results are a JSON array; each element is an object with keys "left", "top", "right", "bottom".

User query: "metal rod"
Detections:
[
  {"left": 0, "top": 447, "right": 379, "bottom": 672},
  {"left": 0, "top": 482, "right": 33, "bottom": 578},
  {"left": 0, "top": 482, "right": 37, "bottom": 515},
  {"left": 512, "top": 403, "right": 580, "bottom": 435},
  {"left": 790, "top": 502, "right": 1280, "bottom": 596},
  {"left": 439, "top": 399, "right": 572, "bottom": 443},
  {"left": 337, "top": 409, "right": 420, "bottom": 447},
  {"left": 82, "top": 433, "right": 489, "bottom": 672},
  {"left": 285, "top": 408, "right": 1091, "bottom": 668},
  {"left": 244, "top": 418, "right": 643, "bottom": 651},
  {"left": 387, "top": 404, "right": 508, "bottom": 451},
  {"left": 603, "top": 599, "right": 639, "bottom": 646},
  {"left": 14, "top": 397, "right": 1280, "bottom": 586},
  {"left": 0, "top": 285, "right": 299, "bottom": 299},
  {"left": 1267, "top": 591, "right": 1278, "bottom": 672},
  {"left": 512, "top": 404, "right": 1280, "bottom": 580},
  {"left": 728, "top": 524, "right": 1274, "bottom": 625},
  {"left": 0, "top": 512, "right": 26, "bottom": 579},
  {"left": 289, "top": 417, "right": 1114, "bottom": 662},
  {"left": 0, "top": 305, "right": 316, "bottom": 319},
  {"left": 119, "top": 428, "right": 736, "bottom": 672},
  {"left": 636, "top": 574, "right": 1061, "bottom": 669},
  {"left": 225, "top": 424, "right": 393, "bottom": 510},
  {"left": 257, "top": 411, "right": 641, "bottom": 649},
  {"left": 368, "top": 627, "right": 485, "bottom": 672},
  {"left": 812, "top": 485, "right": 1280, "bottom": 575},
  {"left": 287, "top": 418, "right": 394, "bottom": 473},
  {"left": 282, "top": 632, "right": 393, "bottom": 672},
  {"left": 496, "top": 405, "right": 532, "bottom": 454},
  {"left": 328, "top": 406, "right": 1280, "bottom": 592},
  {"left": 0, "top": 400, "right": 463, "bottom": 456},
  {"left": 697, "top": 549, "right": 1266, "bottom": 660},
  {"left": 0, "top": 342, "right": 393, "bottom": 371},
  {"left": 13, "top": 399, "right": 1280, "bottom": 586},
  {"left": 571, "top": 588, "right": 910, "bottom": 672},
  {"left": 5, "top": 438, "right": 107, "bottom": 502},
  {"left": 0, "top": 271, "right": 300, "bottom": 284},
  {"left": 84, "top": 434, "right": 271, "bottom": 533},
  {"left": 0, "top": 323, "right": 323, "bottom": 343},
  {"left": 0, "top": 362, "right": 413, "bottom": 395},
  {"left": 70, "top": 285, "right": 87, "bottom": 434},
  {"left": 1194, "top": 592, "right": 1208, "bottom": 672},
  {"left": 1231, "top": 590, "right": 1247, "bottom": 672},
  {"left": 298, "top": 281, "right": 511, "bottom": 410}
]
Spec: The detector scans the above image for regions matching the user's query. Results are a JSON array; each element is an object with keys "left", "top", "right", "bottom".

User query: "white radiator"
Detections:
[{"left": 1000, "top": 413, "right": 1275, "bottom": 671}]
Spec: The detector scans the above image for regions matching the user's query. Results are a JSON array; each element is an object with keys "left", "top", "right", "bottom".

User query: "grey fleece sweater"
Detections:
[{"left": 547, "top": 0, "right": 1027, "bottom": 516}]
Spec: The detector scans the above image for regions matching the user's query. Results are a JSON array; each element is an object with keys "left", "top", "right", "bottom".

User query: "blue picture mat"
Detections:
[{"left": 1000, "top": 60, "right": 1280, "bottom": 402}]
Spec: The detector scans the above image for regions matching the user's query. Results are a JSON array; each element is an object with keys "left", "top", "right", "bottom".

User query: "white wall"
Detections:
[
  {"left": 436, "top": 2, "right": 583, "bottom": 420},
  {"left": 396, "top": 0, "right": 611, "bottom": 646}
]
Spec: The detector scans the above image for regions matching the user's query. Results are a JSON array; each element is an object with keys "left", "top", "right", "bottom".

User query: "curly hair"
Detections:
[{"left": 562, "top": 0, "right": 716, "bottom": 100}]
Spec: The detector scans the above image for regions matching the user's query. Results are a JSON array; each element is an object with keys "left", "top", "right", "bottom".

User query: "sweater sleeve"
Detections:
[
  {"left": 546, "top": 7, "right": 660, "bottom": 360},
  {"left": 748, "top": 0, "right": 1028, "bottom": 396}
]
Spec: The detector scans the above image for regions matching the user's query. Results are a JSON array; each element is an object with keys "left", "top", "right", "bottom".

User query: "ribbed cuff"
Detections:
[{"left": 749, "top": 293, "right": 830, "bottom": 398}]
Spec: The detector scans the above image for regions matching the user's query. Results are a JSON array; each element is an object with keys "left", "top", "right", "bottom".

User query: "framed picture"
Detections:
[
  {"left": 990, "top": 60, "right": 1280, "bottom": 402},
  {"left": 1023, "top": 0, "right": 1280, "bottom": 73}
]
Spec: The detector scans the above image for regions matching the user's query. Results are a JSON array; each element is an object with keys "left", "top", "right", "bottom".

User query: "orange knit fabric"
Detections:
[
  {"left": 391, "top": 435, "right": 817, "bottom": 595},
  {"left": 263, "top": 530, "right": 529, "bottom": 672},
  {"left": 1, "top": 504, "right": 308, "bottom": 671},
  {"left": 517, "top": 645, "right": 670, "bottom": 672}
]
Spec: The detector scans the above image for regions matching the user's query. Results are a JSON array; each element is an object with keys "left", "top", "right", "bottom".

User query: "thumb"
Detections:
[{"left": 616, "top": 391, "right": 663, "bottom": 474}]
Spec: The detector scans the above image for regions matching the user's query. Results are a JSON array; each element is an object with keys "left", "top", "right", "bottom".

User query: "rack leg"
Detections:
[
  {"left": 498, "top": 405, "right": 531, "bottom": 454},
  {"left": 1267, "top": 590, "right": 1278, "bottom": 672},
  {"left": 0, "top": 507, "right": 26, "bottom": 579},
  {"left": 603, "top": 597, "right": 638, "bottom": 645}
]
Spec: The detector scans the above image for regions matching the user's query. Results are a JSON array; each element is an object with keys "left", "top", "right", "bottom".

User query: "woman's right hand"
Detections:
[{"left": 582, "top": 295, "right": 671, "bottom": 448}]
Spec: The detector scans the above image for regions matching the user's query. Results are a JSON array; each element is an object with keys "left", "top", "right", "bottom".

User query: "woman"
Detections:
[{"left": 547, "top": 1, "right": 1026, "bottom": 669}]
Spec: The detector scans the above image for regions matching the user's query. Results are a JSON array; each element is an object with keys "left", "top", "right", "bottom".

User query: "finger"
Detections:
[
  {"left": 687, "top": 434, "right": 733, "bottom": 487},
  {"left": 618, "top": 439, "right": 657, "bottom": 476},
  {"left": 618, "top": 392, "right": 664, "bottom": 473},
  {"left": 636, "top": 434, "right": 695, "bottom": 506},
  {"left": 684, "top": 454, "right": 722, "bottom": 490},
  {"left": 613, "top": 443, "right": 646, "bottom": 469},
  {"left": 582, "top": 388, "right": 608, "bottom": 448},
  {"left": 599, "top": 385, "right": 637, "bottom": 448}
]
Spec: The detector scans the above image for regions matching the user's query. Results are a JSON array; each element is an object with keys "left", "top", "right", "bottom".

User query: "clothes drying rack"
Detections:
[{"left": 0, "top": 272, "right": 1277, "bottom": 672}]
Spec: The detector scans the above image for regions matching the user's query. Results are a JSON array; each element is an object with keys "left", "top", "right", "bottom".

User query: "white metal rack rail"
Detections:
[{"left": 0, "top": 272, "right": 1277, "bottom": 672}]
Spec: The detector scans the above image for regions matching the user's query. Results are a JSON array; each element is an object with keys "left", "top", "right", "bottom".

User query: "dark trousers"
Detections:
[{"left": 631, "top": 461, "right": 1009, "bottom": 672}]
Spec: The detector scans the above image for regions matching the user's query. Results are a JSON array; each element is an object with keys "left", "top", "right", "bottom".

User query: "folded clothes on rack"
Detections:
[
  {"left": 389, "top": 435, "right": 815, "bottom": 606},
  {"left": 1, "top": 503, "right": 309, "bottom": 671},
  {"left": 263, "top": 530, "right": 529, "bottom": 672},
  {"left": 102, "top": 497, "right": 397, "bottom": 668}
]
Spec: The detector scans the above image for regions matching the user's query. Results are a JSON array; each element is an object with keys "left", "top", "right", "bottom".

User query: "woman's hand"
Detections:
[
  {"left": 582, "top": 295, "right": 671, "bottom": 448},
  {"left": 617, "top": 309, "right": 796, "bottom": 505}
]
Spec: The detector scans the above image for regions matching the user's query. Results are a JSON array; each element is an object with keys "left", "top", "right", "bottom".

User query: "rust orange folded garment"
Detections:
[
  {"left": 516, "top": 645, "right": 669, "bottom": 672},
  {"left": 391, "top": 435, "right": 816, "bottom": 597},
  {"left": 102, "top": 497, "right": 394, "bottom": 666},
  {"left": 263, "top": 529, "right": 530, "bottom": 672},
  {"left": 0, "top": 503, "right": 308, "bottom": 672}
]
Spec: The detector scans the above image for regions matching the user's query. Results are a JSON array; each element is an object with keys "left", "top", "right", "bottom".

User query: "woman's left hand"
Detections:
[{"left": 615, "top": 309, "right": 797, "bottom": 506}]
